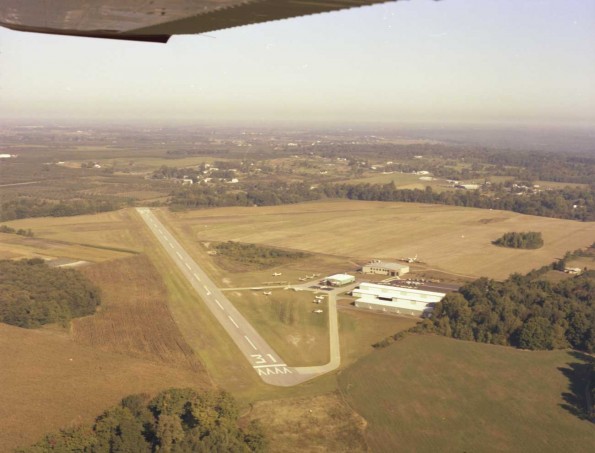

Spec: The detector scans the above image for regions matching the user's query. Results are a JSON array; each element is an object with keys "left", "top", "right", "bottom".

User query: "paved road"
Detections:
[{"left": 137, "top": 208, "right": 341, "bottom": 386}]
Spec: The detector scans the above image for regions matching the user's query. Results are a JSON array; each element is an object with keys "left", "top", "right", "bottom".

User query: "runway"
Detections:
[{"left": 136, "top": 208, "right": 340, "bottom": 386}]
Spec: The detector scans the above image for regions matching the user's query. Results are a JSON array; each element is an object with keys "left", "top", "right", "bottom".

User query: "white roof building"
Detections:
[
  {"left": 325, "top": 273, "right": 355, "bottom": 286},
  {"left": 353, "top": 282, "right": 445, "bottom": 317}
]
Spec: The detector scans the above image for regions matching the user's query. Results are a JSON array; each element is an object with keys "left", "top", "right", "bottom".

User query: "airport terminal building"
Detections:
[
  {"left": 353, "top": 282, "right": 445, "bottom": 317},
  {"left": 362, "top": 261, "right": 410, "bottom": 277}
]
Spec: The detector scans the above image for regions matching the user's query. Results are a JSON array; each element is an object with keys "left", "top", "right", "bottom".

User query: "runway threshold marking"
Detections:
[
  {"left": 228, "top": 316, "right": 239, "bottom": 328},
  {"left": 244, "top": 336, "right": 257, "bottom": 350},
  {"left": 253, "top": 363, "right": 288, "bottom": 369}
]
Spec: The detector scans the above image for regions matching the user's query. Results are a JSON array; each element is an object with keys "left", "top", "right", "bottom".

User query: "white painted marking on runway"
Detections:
[
  {"left": 215, "top": 299, "right": 223, "bottom": 309},
  {"left": 169, "top": 243, "right": 174, "bottom": 249},
  {"left": 185, "top": 263, "right": 191, "bottom": 270},
  {"left": 193, "top": 273, "right": 201, "bottom": 281},
  {"left": 176, "top": 252, "right": 183, "bottom": 259},
  {"left": 228, "top": 316, "right": 239, "bottom": 328},
  {"left": 245, "top": 336, "right": 257, "bottom": 350},
  {"left": 267, "top": 354, "right": 277, "bottom": 363},
  {"left": 253, "top": 363, "right": 288, "bottom": 369}
]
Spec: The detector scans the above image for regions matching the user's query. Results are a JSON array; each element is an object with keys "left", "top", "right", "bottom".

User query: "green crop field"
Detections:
[
  {"left": 338, "top": 335, "right": 594, "bottom": 452},
  {"left": 165, "top": 200, "right": 595, "bottom": 280}
]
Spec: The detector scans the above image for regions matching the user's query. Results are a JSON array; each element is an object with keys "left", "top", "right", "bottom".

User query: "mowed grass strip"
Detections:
[
  {"left": 338, "top": 335, "right": 595, "bottom": 453},
  {"left": 169, "top": 200, "right": 595, "bottom": 279},
  {"left": 75, "top": 255, "right": 205, "bottom": 373},
  {"left": 0, "top": 323, "right": 209, "bottom": 452},
  {"left": 227, "top": 290, "right": 330, "bottom": 367}
]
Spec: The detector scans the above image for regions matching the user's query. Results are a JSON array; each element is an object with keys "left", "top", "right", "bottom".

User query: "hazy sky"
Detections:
[{"left": 0, "top": 0, "right": 594, "bottom": 126}]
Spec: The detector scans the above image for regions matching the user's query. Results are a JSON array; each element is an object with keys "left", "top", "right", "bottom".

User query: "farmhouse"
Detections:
[
  {"left": 362, "top": 261, "right": 409, "bottom": 277},
  {"left": 324, "top": 273, "right": 355, "bottom": 286},
  {"left": 352, "top": 282, "right": 445, "bottom": 317}
]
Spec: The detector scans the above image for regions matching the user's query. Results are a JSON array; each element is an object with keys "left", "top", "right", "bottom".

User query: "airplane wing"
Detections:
[{"left": 0, "top": 0, "right": 402, "bottom": 43}]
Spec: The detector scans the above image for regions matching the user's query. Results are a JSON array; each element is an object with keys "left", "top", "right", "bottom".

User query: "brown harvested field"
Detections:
[
  {"left": 75, "top": 254, "right": 205, "bottom": 373},
  {"left": 164, "top": 200, "right": 595, "bottom": 279},
  {"left": 3, "top": 209, "right": 145, "bottom": 255},
  {"left": 0, "top": 323, "right": 211, "bottom": 451},
  {"left": 248, "top": 393, "right": 368, "bottom": 452},
  {"left": 0, "top": 232, "right": 133, "bottom": 262}
]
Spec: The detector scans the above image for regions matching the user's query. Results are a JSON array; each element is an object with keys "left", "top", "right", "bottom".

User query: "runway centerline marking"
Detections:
[
  {"left": 176, "top": 252, "right": 183, "bottom": 259},
  {"left": 228, "top": 316, "right": 239, "bottom": 328},
  {"left": 244, "top": 336, "right": 257, "bottom": 350},
  {"left": 185, "top": 263, "right": 191, "bottom": 270},
  {"left": 193, "top": 273, "right": 201, "bottom": 281},
  {"left": 214, "top": 299, "right": 223, "bottom": 309}
]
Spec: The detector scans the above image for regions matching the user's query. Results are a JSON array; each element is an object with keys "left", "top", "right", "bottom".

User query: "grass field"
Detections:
[
  {"left": 338, "top": 335, "right": 595, "bottom": 452},
  {"left": 226, "top": 290, "right": 330, "bottom": 366},
  {"left": 166, "top": 200, "right": 595, "bottom": 280},
  {"left": 75, "top": 255, "right": 205, "bottom": 372},
  {"left": 0, "top": 323, "right": 210, "bottom": 451}
]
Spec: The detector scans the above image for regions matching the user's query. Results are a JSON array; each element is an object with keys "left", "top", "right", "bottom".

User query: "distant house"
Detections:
[
  {"left": 362, "top": 261, "right": 409, "bottom": 277},
  {"left": 182, "top": 178, "right": 194, "bottom": 185},
  {"left": 564, "top": 267, "right": 582, "bottom": 275},
  {"left": 352, "top": 282, "right": 445, "bottom": 317},
  {"left": 456, "top": 184, "right": 480, "bottom": 190}
]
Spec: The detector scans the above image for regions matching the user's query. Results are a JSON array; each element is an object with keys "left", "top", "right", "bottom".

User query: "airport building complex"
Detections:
[
  {"left": 352, "top": 282, "right": 446, "bottom": 317},
  {"left": 362, "top": 261, "right": 410, "bottom": 277}
]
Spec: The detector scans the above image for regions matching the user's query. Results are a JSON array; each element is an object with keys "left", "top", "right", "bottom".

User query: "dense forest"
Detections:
[
  {"left": 18, "top": 388, "right": 266, "bottom": 453},
  {"left": 493, "top": 232, "right": 544, "bottom": 249},
  {"left": 214, "top": 241, "right": 309, "bottom": 269},
  {"left": 0, "top": 259, "right": 100, "bottom": 328},
  {"left": 422, "top": 270, "right": 595, "bottom": 352},
  {"left": 0, "top": 197, "right": 131, "bottom": 221}
]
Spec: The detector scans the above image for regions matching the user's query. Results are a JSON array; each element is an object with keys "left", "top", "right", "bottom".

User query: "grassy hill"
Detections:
[{"left": 338, "top": 334, "right": 594, "bottom": 452}]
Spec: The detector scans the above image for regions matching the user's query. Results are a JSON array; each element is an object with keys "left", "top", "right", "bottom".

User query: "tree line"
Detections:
[
  {"left": 18, "top": 388, "right": 267, "bottom": 453},
  {"left": 493, "top": 231, "right": 544, "bottom": 249},
  {"left": 421, "top": 269, "right": 594, "bottom": 352},
  {"left": 0, "top": 258, "right": 100, "bottom": 328},
  {"left": 0, "top": 197, "right": 131, "bottom": 222},
  {"left": 167, "top": 180, "right": 594, "bottom": 221}
]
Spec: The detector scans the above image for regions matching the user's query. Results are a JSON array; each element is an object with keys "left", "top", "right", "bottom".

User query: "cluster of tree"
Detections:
[
  {"left": 0, "top": 196, "right": 131, "bottom": 221},
  {"left": 214, "top": 241, "right": 309, "bottom": 268},
  {"left": 0, "top": 259, "right": 100, "bottom": 328},
  {"left": 169, "top": 182, "right": 319, "bottom": 210},
  {"left": 421, "top": 269, "right": 595, "bottom": 352},
  {"left": 18, "top": 388, "right": 267, "bottom": 453},
  {"left": 0, "top": 224, "right": 33, "bottom": 237},
  {"left": 493, "top": 232, "right": 544, "bottom": 249},
  {"left": 320, "top": 183, "right": 595, "bottom": 221},
  {"left": 152, "top": 165, "right": 201, "bottom": 180}
]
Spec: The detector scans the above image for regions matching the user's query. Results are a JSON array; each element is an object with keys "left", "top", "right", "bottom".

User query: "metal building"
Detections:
[{"left": 352, "top": 282, "right": 445, "bottom": 317}]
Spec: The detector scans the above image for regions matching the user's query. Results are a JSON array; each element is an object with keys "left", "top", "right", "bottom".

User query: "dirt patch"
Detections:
[{"left": 247, "top": 393, "right": 368, "bottom": 452}]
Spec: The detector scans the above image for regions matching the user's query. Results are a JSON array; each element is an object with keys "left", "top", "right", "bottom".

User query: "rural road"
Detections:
[{"left": 137, "top": 208, "right": 341, "bottom": 386}]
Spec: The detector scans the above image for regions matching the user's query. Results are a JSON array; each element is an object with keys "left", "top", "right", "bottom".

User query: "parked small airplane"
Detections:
[
  {"left": 298, "top": 277, "right": 306, "bottom": 281},
  {"left": 313, "top": 309, "right": 324, "bottom": 314},
  {"left": 263, "top": 291, "right": 272, "bottom": 296},
  {"left": 272, "top": 272, "right": 282, "bottom": 276}
]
